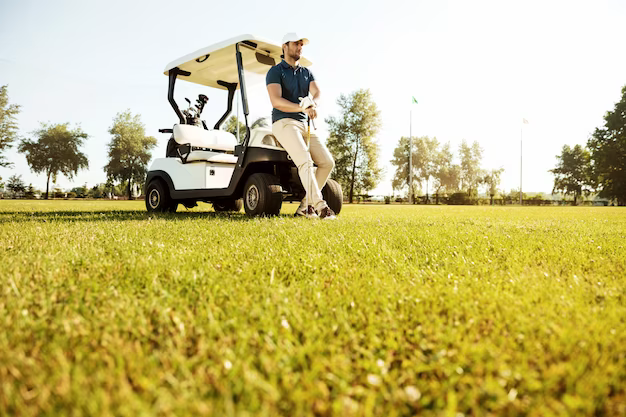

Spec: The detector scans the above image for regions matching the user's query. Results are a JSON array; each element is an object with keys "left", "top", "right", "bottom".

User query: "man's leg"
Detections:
[
  {"left": 307, "top": 131, "right": 335, "bottom": 190},
  {"left": 272, "top": 119, "right": 326, "bottom": 212}
]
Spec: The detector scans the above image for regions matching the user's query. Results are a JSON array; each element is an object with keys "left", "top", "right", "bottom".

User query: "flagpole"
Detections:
[
  {"left": 409, "top": 108, "right": 413, "bottom": 204},
  {"left": 519, "top": 124, "right": 524, "bottom": 206}
]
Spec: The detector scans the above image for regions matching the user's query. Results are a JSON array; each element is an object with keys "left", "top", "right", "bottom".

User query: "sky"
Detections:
[{"left": 1, "top": 0, "right": 625, "bottom": 196}]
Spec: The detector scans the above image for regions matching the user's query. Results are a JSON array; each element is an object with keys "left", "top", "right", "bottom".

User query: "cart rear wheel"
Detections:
[
  {"left": 322, "top": 178, "right": 343, "bottom": 215},
  {"left": 145, "top": 179, "right": 177, "bottom": 213}
]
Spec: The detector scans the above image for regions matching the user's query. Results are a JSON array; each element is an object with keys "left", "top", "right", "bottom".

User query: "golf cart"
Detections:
[{"left": 145, "top": 34, "right": 343, "bottom": 216}]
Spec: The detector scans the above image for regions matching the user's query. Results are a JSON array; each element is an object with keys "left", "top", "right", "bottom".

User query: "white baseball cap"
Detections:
[{"left": 282, "top": 33, "right": 309, "bottom": 45}]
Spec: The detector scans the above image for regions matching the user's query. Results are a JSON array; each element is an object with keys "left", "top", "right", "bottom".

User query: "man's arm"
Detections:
[
  {"left": 310, "top": 81, "right": 320, "bottom": 104},
  {"left": 267, "top": 84, "right": 302, "bottom": 113}
]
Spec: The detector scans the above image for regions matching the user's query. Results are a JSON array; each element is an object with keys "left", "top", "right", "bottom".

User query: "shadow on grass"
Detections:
[{"left": 0, "top": 210, "right": 298, "bottom": 224}]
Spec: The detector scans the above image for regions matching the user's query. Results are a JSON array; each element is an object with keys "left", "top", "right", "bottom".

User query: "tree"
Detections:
[
  {"left": 7, "top": 174, "right": 26, "bottom": 198},
  {"left": 0, "top": 85, "right": 21, "bottom": 167},
  {"left": 549, "top": 144, "right": 593, "bottom": 206},
  {"left": 326, "top": 89, "right": 382, "bottom": 203},
  {"left": 459, "top": 140, "right": 485, "bottom": 199},
  {"left": 113, "top": 181, "right": 127, "bottom": 197},
  {"left": 104, "top": 178, "right": 115, "bottom": 198},
  {"left": 483, "top": 168, "right": 505, "bottom": 205},
  {"left": 89, "top": 183, "right": 105, "bottom": 199},
  {"left": 251, "top": 117, "right": 269, "bottom": 129},
  {"left": 25, "top": 184, "right": 36, "bottom": 199},
  {"left": 70, "top": 183, "right": 89, "bottom": 198},
  {"left": 414, "top": 136, "right": 440, "bottom": 202},
  {"left": 391, "top": 136, "right": 443, "bottom": 202},
  {"left": 433, "top": 142, "right": 461, "bottom": 203},
  {"left": 505, "top": 189, "right": 528, "bottom": 204},
  {"left": 587, "top": 85, "right": 626, "bottom": 205},
  {"left": 391, "top": 136, "right": 412, "bottom": 195},
  {"left": 104, "top": 111, "right": 157, "bottom": 200},
  {"left": 222, "top": 116, "right": 247, "bottom": 142},
  {"left": 18, "top": 123, "right": 89, "bottom": 199}
]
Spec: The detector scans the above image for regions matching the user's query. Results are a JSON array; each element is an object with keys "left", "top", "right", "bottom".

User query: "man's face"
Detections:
[{"left": 285, "top": 40, "right": 304, "bottom": 61}]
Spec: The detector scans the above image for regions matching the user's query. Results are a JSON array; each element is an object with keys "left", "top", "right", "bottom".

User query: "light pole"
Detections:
[
  {"left": 519, "top": 124, "right": 524, "bottom": 206},
  {"left": 520, "top": 119, "right": 528, "bottom": 205},
  {"left": 409, "top": 108, "right": 413, "bottom": 204}
]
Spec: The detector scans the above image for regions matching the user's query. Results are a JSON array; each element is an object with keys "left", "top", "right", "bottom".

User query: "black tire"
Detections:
[
  {"left": 243, "top": 173, "right": 283, "bottom": 217},
  {"left": 322, "top": 179, "right": 343, "bottom": 215},
  {"left": 145, "top": 179, "right": 177, "bottom": 213},
  {"left": 213, "top": 199, "right": 243, "bottom": 212}
]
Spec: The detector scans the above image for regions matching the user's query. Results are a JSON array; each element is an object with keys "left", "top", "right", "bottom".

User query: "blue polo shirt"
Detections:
[{"left": 266, "top": 60, "right": 315, "bottom": 123}]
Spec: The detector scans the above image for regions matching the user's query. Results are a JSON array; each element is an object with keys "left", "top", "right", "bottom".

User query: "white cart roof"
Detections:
[{"left": 163, "top": 34, "right": 312, "bottom": 90}]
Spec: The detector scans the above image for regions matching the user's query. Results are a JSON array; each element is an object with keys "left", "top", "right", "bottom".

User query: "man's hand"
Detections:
[
  {"left": 305, "top": 107, "right": 317, "bottom": 120},
  {"left": 300, "top": 95, "right": 317, "bottom": 119},
  {"left": 299, "top": 95, "right": 316, "bottom": 111}
]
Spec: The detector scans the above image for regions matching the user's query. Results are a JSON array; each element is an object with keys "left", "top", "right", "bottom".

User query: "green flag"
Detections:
[{"left": 412, "top": 96, "right": 418, "bottom": 104}]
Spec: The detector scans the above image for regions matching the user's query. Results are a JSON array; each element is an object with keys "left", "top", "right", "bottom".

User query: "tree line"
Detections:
[
  {"left": 390, "top": 137, "right": 503, "bottom": 204},
  {"left": 322, "top": 89, "right": 502, "bottom": 203},
  {"left": 550, "top": 85, "right": 626, "bottom": 205},
  {"left": 1, "top": 176, "right": 134, "bottom": 200},
  {"left": 1, "top": 84, "right": 161, "bottom": 200},
  {"left": 2, "top": 83, "right": 625, "bottom": 204},
  {"left": 322, "top": 86, "right": 626, "bottom": 206}
]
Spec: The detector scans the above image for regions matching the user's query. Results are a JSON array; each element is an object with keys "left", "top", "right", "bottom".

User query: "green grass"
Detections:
[{"left": 1, "top": 200, "right": 625, "bottom": 416}]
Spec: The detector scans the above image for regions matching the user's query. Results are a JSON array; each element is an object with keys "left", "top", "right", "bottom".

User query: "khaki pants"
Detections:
[{"left": 272, "top": 118, "right": 335, "bottom": 211}]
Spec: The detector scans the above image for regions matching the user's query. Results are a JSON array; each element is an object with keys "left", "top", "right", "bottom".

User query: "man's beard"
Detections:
[{"left": 289, "top": 51, "right": 301, "bottom": 61}]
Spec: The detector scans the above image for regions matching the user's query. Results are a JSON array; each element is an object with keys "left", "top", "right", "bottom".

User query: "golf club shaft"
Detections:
[{"left": 306, "top": 117, "right": 311, "bottom": 213}]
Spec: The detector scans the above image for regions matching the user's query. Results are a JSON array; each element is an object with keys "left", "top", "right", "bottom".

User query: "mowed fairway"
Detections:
[{"left": 1, "top": 201, "right": 624, "bottom": 416}]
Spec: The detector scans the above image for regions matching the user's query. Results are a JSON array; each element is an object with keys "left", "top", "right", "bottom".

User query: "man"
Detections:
[{"left": 266, "top": 33, "right": 337, "bottom": 220}]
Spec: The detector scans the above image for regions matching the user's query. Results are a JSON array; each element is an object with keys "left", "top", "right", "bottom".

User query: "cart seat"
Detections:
[
  {"left": 173, "top": 124, "right": 237, "bottom": 152},
  {"left": 186, "top": 151, "right": 238, "bottom": 164}
]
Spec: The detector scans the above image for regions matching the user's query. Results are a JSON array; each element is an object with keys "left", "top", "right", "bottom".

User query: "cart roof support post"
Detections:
[
  {"left": 168, "top": 67, "right": 191, "bottom": 124},
  {"left": 235, "top": 42, "right": 251, "bottom": 147},
  {"left": 214, "top": 81, "right": 238, "bottom": 130}
]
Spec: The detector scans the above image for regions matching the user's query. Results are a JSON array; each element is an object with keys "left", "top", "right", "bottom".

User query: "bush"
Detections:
[
  {"left": 25, "top": 184, "right": 36, "bottom": 199},
  {"left": 448, "top": 192, "right": 470, "bottom": 205},
  {"left": 90, "top": 186, "right": 104, "bottom": 199},
  {"left": 71, "top": 186, "right": 88, "bottom": 198},
  {"left": 384, "top": 196, "right": 391, "bottom": 204}
]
